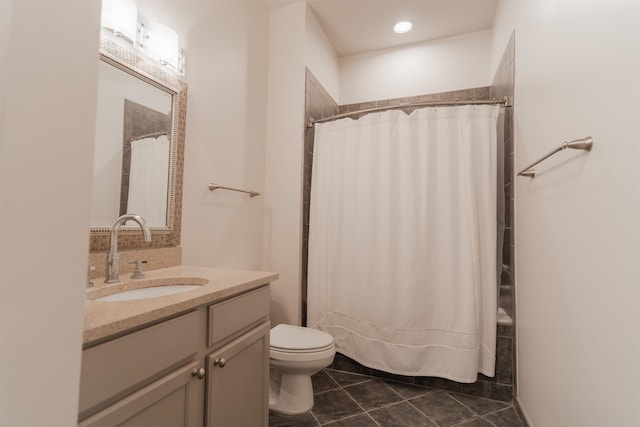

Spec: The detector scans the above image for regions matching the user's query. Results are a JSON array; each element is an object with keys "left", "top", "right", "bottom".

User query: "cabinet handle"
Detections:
[
  {"left": 213, "top": 358, "right": 227, "bottom": 368},
  {"left": 191, "top": 367, "right": 206, "bottom": 379}
]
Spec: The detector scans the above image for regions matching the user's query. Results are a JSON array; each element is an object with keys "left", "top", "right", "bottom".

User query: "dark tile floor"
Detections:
[{"left": 269, "top": 369, "right": 524, "bottom": 427}]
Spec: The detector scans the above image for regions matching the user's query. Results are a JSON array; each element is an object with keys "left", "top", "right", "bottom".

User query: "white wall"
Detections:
[
  {"left": 263, "top": 2, "right": 307, "bottom": 325},
  {"left": 339, "top": 30, "right": 493, "bottom": 105},
  {"left": 134, "top": 0, "right": 332, "bottom": 329},
  {"left": 0, "top": 0, "right": 10, "bottom": 110},
  {"left": 135, "top": 0, "right": 303, "bottom": 325},
  {"left": 0, "top": 1, "right": 101, "bottom": 425},
  {"left": 144, "top": 0, "right": 270, "bottom": 270},
  {"left": 492, "top": 1, "right": 640, "bottom": 426},
  {"left": 305, "top": 3, "right": 340, "bottom": 102}
]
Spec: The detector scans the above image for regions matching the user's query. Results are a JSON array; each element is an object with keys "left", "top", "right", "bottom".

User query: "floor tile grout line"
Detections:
[
  {"left": 347, "top": 378, "right": 436, "bottom": 425},
  {"left": 318, "top": 411, "right": 380, "bottom": 427},
  {"left": 367, "top": 397, "right": 446, "bottom": 426},
  {"left": 450, "top": 415, "right": 497, "bottom": 427},
  {"left": 482, "top": 416, "right": 501, "bottom": 427},
  {"left": 383, "top": 380, "right": 436, "bottom": 401},
  {"left": 447, "top": 396, "right": 523, "bottom": 427},
  {"left": 342, "top": 378, "right": 409, "bottom": 413},
  {"left": 340, "top": 380, "right": 376, "bottom": 415},
  {"left": 343, "top": 377, "right": 405, "bottom": 426},
  {"left": 308, "top": 407, "right": 322, "bottom": 426},
  {"left": 404, "top": 395, "right": 443, "bottom": 427},
  {"left": 446, "top": 389, "right": 512, "bottom": 410},
  {"left": 445, "top": 391, "right": 486, "bottom": 416},
  {"left": 363, "top": 380, "right": 432, "bottom": 419},
  {"left": 364, "top": 412, "right": 382, "bottom": 427},
  {"left": 325, "top": 369, "right": 373, "bottom": 388},
  {"left": 319, "top": 370, "right": 379, "bottom": 426},
  {"left": 445, "top": 389, "right": 519, "bottom": 424},
  {"left": 314, "top": 387, "right": 341, "bottom": 397},
  {"left": 329, "top": 366, "right": 518, "bottom": 405},
  {"left": 379, "top": 378, "right": 413, "bottom": 400},
  {"left": 297, "top": 369, "right": 521, "bottom": 427},
  {"left": 483, "top": 405, "right": 523, "bottom": 426},
  {"left": 338, "top": 374, "right": 446, "bottom": 426},
  {"left": 480, "top": 404, "right": 516, "bottom": 418}
]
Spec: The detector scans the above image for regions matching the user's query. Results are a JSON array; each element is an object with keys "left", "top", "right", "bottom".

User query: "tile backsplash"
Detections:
[{"left": 88, "top": 246, "right": 182, "bottom": 281}]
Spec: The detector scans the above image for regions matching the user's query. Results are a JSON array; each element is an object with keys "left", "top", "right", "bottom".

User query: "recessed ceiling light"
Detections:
[{"left": 394, "top": 21, "right": 413, "bottom": 34}]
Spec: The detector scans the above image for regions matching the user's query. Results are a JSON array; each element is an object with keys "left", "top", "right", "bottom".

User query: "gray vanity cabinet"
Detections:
[
  {"left": 79, "top": 285, "right": 270, "bottom": 427},
  {"left": 206, "top": 321, "right": 270, "bottom": 427}
]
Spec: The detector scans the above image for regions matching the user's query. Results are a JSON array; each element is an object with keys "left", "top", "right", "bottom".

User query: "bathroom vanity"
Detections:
[{"left": 79, "top": 266, "right": 276, "bottom": 427}]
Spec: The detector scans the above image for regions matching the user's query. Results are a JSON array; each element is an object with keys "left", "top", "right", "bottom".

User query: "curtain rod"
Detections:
[
  {"left": 129, "top": 131, "right": 168, "bottom": 142},
  {"left": 307, "top": 96, "right": 513, "bottom": 127}
]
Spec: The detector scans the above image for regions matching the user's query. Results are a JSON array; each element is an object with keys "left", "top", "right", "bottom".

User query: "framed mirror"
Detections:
[{"left": 90, "top": 36, "right": 187, "bottom": 252}]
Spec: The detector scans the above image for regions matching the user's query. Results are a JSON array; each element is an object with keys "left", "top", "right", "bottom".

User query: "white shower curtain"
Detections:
[
  {"left": 127, "top": 135, "right": 170, "bottom": 226},
  {"left": 307, "top": 105, "right": 499, "bottom": 382}
]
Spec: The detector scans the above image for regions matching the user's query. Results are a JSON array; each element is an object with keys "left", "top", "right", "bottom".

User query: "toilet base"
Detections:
[{"left": 269, "top": 372, "right": 314, "bottom": 414}]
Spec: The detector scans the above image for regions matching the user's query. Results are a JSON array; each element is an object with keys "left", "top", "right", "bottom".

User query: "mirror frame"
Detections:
[{"left": 90, "top": 36, "right": 187, "bottom": 252}]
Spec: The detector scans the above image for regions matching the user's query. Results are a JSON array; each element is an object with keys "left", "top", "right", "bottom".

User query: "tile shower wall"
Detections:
[
  {"left": 491, "top": 32, "right": 516, "bottom": 394},
  {"left": 492, "top": 33, "right": 516, "bottom": 324},
  {"left": 303, "top": 56, "right": 515, "bottom": 401}
]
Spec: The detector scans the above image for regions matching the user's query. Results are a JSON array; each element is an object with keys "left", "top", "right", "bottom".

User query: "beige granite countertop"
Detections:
[{"left": 83, "top": 265, "right": 278, "bottom": 346}]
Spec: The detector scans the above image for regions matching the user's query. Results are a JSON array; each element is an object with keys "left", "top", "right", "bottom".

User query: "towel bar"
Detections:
[
  {"left": 208, "top": 183, "right": 260, "bottom": 197},
  {"left": 518, "top": 136, "right": 593, "bottom": 178}
]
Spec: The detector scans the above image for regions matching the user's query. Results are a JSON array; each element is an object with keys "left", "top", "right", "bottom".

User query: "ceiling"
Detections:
[{"left": 267, "top": 0, "right": 499, "bottom": 57}]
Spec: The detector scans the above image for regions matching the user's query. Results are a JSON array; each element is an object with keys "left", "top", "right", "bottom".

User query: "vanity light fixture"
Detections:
[
  {"left": 394, "top": 20, "right": 413, "bottom": 34},
  {"left": 100, "top": 0, "right": 138, "bottom": 44},
  {"left": 100, "top": 0, "right": 185, "bottom": 75},
  {"left": 141, "top": 22, "right": 184, "bottom": 75}
]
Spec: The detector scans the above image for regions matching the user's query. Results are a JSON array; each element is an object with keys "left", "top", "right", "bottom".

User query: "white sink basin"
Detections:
[{"left": 92, "top": 284, "right": 203, "bottom": 302}]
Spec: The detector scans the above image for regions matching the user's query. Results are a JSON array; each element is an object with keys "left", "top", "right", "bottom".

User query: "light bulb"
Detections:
[
  {"left": 394, "top": 21, "right": 413, "bottom": 34},
  {"left": 144, "top": 22, "right": 180, "bottom": 70},
  {"left": 101, "top": 0, "right": 138, "bottom": 43}
]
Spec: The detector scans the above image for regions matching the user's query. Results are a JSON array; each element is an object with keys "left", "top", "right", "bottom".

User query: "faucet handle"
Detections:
[
  {"left": 87, "top": 265, "right": 96, "bottom": 288},
  {"left": 129, "top": 260, "right": 148, "bottom": 279}
]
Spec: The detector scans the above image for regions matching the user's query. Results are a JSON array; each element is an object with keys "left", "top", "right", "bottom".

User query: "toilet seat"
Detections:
[
  {"left": 269, "top": 324, "right": 335, "bottom": 362},
  {"left": 270, "top": 345, "right": 335, "bottom": 362},
  {"left": 270, "top": 324, "right": 333, "bottom": 351}
]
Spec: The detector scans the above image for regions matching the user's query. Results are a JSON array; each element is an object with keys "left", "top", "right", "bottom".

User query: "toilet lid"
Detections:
[{"left": 270, "top": 324, "right": 334, "bottom": 351}]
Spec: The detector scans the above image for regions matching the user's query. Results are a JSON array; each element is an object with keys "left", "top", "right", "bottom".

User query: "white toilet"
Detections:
[{"left": 269, "top": 324, "right": 335, "bottom": 414}]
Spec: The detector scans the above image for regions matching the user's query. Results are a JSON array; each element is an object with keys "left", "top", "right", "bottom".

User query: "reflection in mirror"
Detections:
[
  {"left": 91, "top": 61, "right": 172, "bottom": 227},
  {"left": 120, "top": 102, "right": 170, "bottom": 225},
  {"left": 90, "top": 37, "right": 187, "bottom": 252}
]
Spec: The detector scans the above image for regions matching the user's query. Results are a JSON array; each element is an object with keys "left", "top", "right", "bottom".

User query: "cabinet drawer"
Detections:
[
  {"left": 208, "top": 286, "right": 269, "bottom": 348},
  {"left": 79, "top": 311, "right": 199, "bottom": 418},
  {"left": 79, "top": 361, "right": 201, "bottom": 427}
]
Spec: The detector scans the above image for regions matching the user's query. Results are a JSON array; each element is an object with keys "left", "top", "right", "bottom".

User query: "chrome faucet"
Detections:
[{"left": 105, "top": 214, "right": 152, "bottom": 283}]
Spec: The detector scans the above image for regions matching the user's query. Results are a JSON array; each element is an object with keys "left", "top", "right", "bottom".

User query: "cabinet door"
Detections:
[
  {"left": 79, "top": 311, "right": 199, "bottom": 418},
  {"left": 206, "top": 321, "right": 270, "bottom": 427},
  {"left": 79, "top": 361, "right": 203, "bottom": 427}
]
